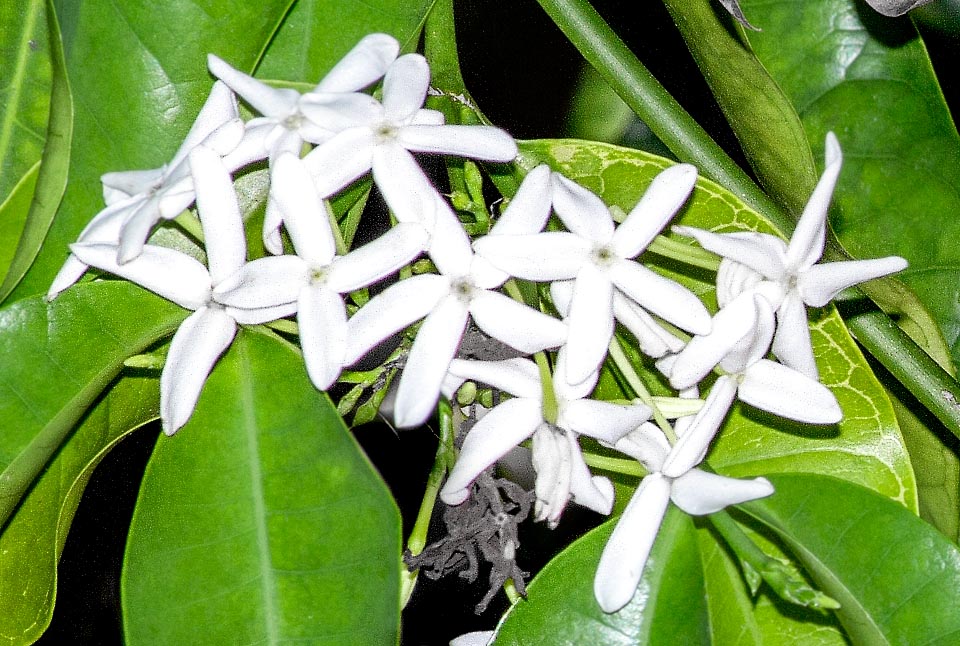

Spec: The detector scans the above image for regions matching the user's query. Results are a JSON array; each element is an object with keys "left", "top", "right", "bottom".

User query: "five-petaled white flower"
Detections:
[
  {"left": 674, "top": 132, "right": 907, "bottom": 379},
  {"left": 474, "top": 164, "right": 711, "bottom": 386},
  {"left": 69, "top": 146, "right": 291, "bottom": 435},
  {"left": 439, "top": 353, "right": 652, "bottom": 526}
]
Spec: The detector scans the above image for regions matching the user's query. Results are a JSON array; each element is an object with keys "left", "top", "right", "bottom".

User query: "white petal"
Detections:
[
  {"left": 489, "top": 164, "right": 553, "bottom": 235},
  {"left": 302, "top": 128, "right": 374, "bottom": 198},
  {"left": 786, "top": 132, "right": 842, "bottom": 272},
  {"left": 394, "top": 297, "right": 469, "bottom": 428},
  {"left": 189, "top": 146, "right": 246, "bottom": 285},
  {"left": 552, "top": 345, "right": 598, "bottom": 400},
  {"left": 716, "top": 257, "right": 767, "bottom": 308},
  {"left": 70, "top": 243, "right": 210, "bottom": 310},
  {"left": 440, "top": 398, "right": 543, "bottom": 505},
  {"left": 613, "top": 423, "right": 670, "bottom": 472},
  {"left": 315, "top": 33, "right": 399, "bottom": 93},
  {"left": 425, "top": 196, "right": 474, "bottom": 277},
  {"left": 798, "top": 256, "right": 908, "bottom": 307},
  {"left": 568, "top": 440, "right": 615, "bottom": 515},
  {"left": 449, "top": 631, "right": 495, "bottom": 646},
  {"left": 101, "top": 169, "right": 161, "bottom": 201},
  {"left": 447, "top": 357, "right": 542, "bottom": 399},
  {"left": 298, "top": 285, "right": 347, "bottom": 390},
  {"left": 160, "top": 307, "right": 236, "bottom": 435},
  {"left": 738, "top": 359, "right": 842, "bottom": 424},
  {"left": 593, "top": 473, "right": 671, "bottom": 614},
  {"left": 262, "top": 194, "right": 284, "bottom": 256},
  {"left": 551, "top": 174, "right": 615, "bottom": 243},
  {"left": 772, "top": 291, "right": 818, "bottom": 380},
  {"left": 47, "top": 255, "right": 90, "bottom": 300},
  {"left": 673, "top": 226, "right": 787, "bottom": 280},
  {"left": 411, "top": 108, "right": 445, "bottom": 126},
  {"left": 612, "top": 291, "right": 685, "bottom": 357},
  {"left": 662, "top": 375, "right": 737, "bottom": 477},
  {"left": 271, "top": 153, "right": 337, "bottom": 264},
  {"left": 372, "top": 143, "right": 443, "bottom": 229},
  {"left": 469, "top": 290, "right": 567, "bottom": 353},
  {"left": 327, "top": 222, "right": 428, "bottom": 292},
  {"left": 398, "top": 125, "right": 518, "bottom": 162},
  {"left": 116, "top": 195, "right": 163, "bottom": 264},
  {"left": 382, "top": 53, "right": 430, "bottom": 123},
  {"left": 610, "top": 260, "right": 711, "bottom": 335},
  {"left": 548, "top": 279, "right": 574, "bottom": 316},
  {"left": 473, "top": 232, "right": 589, "bottom": 281},
  {"left": 564, "top": 264, "right": 615, "bottom": 386},
  {"left": 299, "top": 92, "right": 384, "bottom": 131},
  {"left": 717, "top": 294, "right": 775, "bottom": 374},
  {"left": 172, "top": 80, "right": 240, "bottom": 167},
  {"left": 671, "top": 470, "right": 774, "bottom": 515},
  {"left": 227, "top": 301, "right": 297, "bottom": 325},
  {"left": 207, "top": 54, "right": 298, "bottom": 119},
  {"left": 560, "top": 399, "right": 651, "bottom": 444},
  {"left": 214, "top": 255, "right": 305, "bottom": 309},
  {"left": 343, "top": 274, "right": 449, "bottom": 366},
  {"left": 612, "top": 164, "right": 697, "bottom": 258},
  {"left": 222, "top": 121, "right": 272, "bottom": 170}
]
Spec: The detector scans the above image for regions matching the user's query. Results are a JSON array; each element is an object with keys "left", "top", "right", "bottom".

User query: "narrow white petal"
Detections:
[
  {"left": 718, "top": 295, "right": 776, "bottom": 374},
  {"left": 613, "top": 423, "right": 670, "bottom": 472},
  {"left": 271, "top": 153, "right": 337, "bottom": 264},
  {"left": 564, "top": 264, "right": 615, "bottom": 386},
  {"left": 392, "top": 298, "right": 471, "bottom": 428},
  {"left": 469, "top": 290, "right": 567, "bottom": 353},
  {"left": 560, "top": 399, "right": 651, "bottom": 444},
  {"left": 552, "top": 346, "right": 598, "bottom": 401},
  {"left": 70, "top": 243, "right": 210, "bottom": 310},
  {"left": 447, "top": 357, "right": 542, "bottom": 399},
  {"left": 662, "top": 375, "right": 737, "bottom": 477},
  {"left": 738, "top": 359, "right": 842, "bottom": 424},
  {"left": 613, "top": 164, "right": 697, "bottom": 258},
  {"left": 315, "top": 33, "right": 399, "bottom": 93},
  {"left": 593, "top": 473, "right": 671, "bottom": 614},
  {"left": 201, "top": 117, "right": 245, "bottom": 158},
  {"left": 117, "top": 196, "right": 162, "bottom": 264},
  {"left": 343, "top": 275, "right": 449, "bottom": 366},
  {"left": 382, "top": 54, "right": 430, "bottom": 123},
  {"left": 612, "top": 292, "right": 685, "bottom": 357},
  {"left": 549, "top": 279, "right": 574, "bottom": 316},
  {"left": 449, "top": 631, "right": 495, "bottom": 646},
  {"left": 671, "top": 470, "right": 774, "bottom": 515},
  {"left": 772, "top": 291, "right": 818, "bottom": 380},
  {"left": 327, "top": 222, "right": 428, "bottom": 292},
  {"left": 228, "top": 301, "right": 297, "bottom": 325},
  {"left": 214, "top": 255, "right": 305, "bottom": 309},
  {"left": 299, "top": 92, "right": 384, "bottom": 131},
  {"left": 372, "top": 143, "right": 443, "bottom": 229},
  {"left": 160, "top": 307, "right": 236, "bottom": 435},
  {"left": 786, "top": 133, "right": 842, "bottom": 271},
  {"left": 189, "top": 146, "right": 246, "bottom": 285},
  {"left": 262, "top": 194, "right": 284, "bottom": 256},
  {"left": 551, "top": 174, "right": 615, "bottom": 243},
  {"left": 473, "top": 232, "right": 589, "bottom": 281},
  {"left": 207, "top": 54, "right": 299, "bottom": 119},
  {"left": 398, "top": 125, "right": 518, "bottom": 162},
  {"left": 489, "top": 165, "right": 553, "bottom": 235},
  {"left": 101, "top": 169, "right": 161, "bottom": 200},
  {"left": 568, "top": 446, "right": 615, "bottom": 515},
  {"left": 411, "top": 108, "right": 445, "bottom": 126},
  {"left": 440, "top": 398, "right": 543, "bottom": 505},
  {"left": 425, "top": 196, "right": 474, "bottom": 277},
  {"left": 47, "top": 255, "right": 90, "bottom": 300},
  {"left": 298, "top": 285, "right": 347, "bottom": 390},
  {"left": 172, "top": 81, "right": 240, "bottom": 166},
  {"left": 222, "top": 122, "right": 272, "bottom": 171},
  {"left": 611, "top": 261, "right": 711, "bottom": 335},
  {"left": 302, "top": 128, "right": 374, "bottom": 197},
  {"left": 798, "top": 256, "right": 908, "bottom": 307},
  {"left": 673, "top": 226, "right": 787, "bottom": 280}
]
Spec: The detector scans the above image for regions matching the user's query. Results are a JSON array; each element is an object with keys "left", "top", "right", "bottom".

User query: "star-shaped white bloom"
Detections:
[
  {"left": 673, "top": 132, "right": 907, "bottom": 379},
  {"left": 69, "top": 146, "right": 291, "bottom": 435},
  {"left": 214, "top": 153, "right": 428, "bottom": 390},
  {"left": 299, "top": 52, "right": 518, "bottom": 229},
  {"left": 343, "top": 196, "right": 567, "bottom": 429},
  {"left": 47, "top": 81, "right": 245, "bottom": 299},
  {"left": 661, "top": 292, "right": 842, "bottom": 425},
  {"left": 439, "top": 354, "right": 653, "bottom": 526},
  {"left": 593, "top": 416, "right": 774, "bottom": 613},
  {"left": 474, "top": 164, "right": 711, "bottom": 385}
]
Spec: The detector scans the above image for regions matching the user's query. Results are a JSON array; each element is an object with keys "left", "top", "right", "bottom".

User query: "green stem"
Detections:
[
  {"left": 582, "top": 452, "right": 646, "bottom": 477},
  {"left": 647, "top": 235, "right": 721, "bottom": 272},
  {"left": 607, "top": 337, "right": 676, "bottom": 443},
  {"left": 503, "top": 279, "right": 559, "bottom": 424},
  {"left": 174, "top": 211, "right": 204, "bottom": 243}
]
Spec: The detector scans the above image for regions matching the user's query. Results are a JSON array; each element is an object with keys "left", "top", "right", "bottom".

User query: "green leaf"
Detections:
[
  {"left": 0, "top": 375, "right": 159, "bottom": 645},
  {"left": 0, "top": 281, "right": 184, "bottom": 529},
  {"left": 492, "top": 508, "right": 709, "bottom": 645},
  {"left": 738, "top": 0, "right": 960, "bottom": 366},
  {"left": 661, "top": 0, "right": 819, "bottom": 215},
  {"left": 122, "top": 328, "right": 401, "bottom": 645},
  {"left": 740, "top": 473, "right": 960, "bottom": 645},
  {"left": 10, "top": 0, "right": 295, "bottom": 301}
]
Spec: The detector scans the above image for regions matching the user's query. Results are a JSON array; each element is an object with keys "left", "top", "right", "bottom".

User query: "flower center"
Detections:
[
  {"left": 375, "top": 122, "right": 399, "bottom": 142},
  {"left": 590, "top": 244, "right": 617, "bottom": 269},
  {"left": 282, "top": 113, "right": 304, "bottom": 131},
  {"left": 451, "top": 277, "right": 476, "bottom": 305},
  {"left": 308, "top": 264, "right": 330, "bottom": 286}
]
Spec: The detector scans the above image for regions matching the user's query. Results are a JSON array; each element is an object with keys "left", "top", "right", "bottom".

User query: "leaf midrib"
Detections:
[{"left": 0, "top": 0, "right": 43, "bottom": 174}]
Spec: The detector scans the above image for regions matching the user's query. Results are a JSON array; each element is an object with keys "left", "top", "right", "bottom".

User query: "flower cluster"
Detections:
[{"left": 49, "top": 33, "right": 907, "bottom": 615}]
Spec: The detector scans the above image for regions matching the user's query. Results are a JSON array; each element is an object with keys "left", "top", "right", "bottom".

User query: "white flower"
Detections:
[
  {"left": 343, "top": 196, "right": 567, "bottom": 428},
  {"left": 593, "top": 416, "right": 774, "bottom": 613},
  {"left": 299, "top": 52, "right": 517, "bottom": 228},
  {"left": 47, "top": 81, "right": 244, "bottom": 299},
  {"left": 673, "top": 132, "right": 907, "bottom": 379},
  {"left": 474, "top": 164, "right": 710, "bottom": 385},
  {"left": 214, "top": 153, "right": 428, "bottom": 390},
  {"left": 439, "top": 354, "right": 652, "bottom": 526},
  {"left": 69, "top": 146, "right": 291, "bottom": 435},
  {"left": 449, "top": 631, "right": 494, "bottom": 646}
]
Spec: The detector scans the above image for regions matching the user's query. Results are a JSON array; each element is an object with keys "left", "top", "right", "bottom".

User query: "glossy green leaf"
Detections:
[
  {"left": 122, "top": 328, "right": 401, "bottom": 645},
  {"left": 740, "top": 473, "right": 960, "bottom": 645},
  {"left": 493, "top": 508, "right": 708, "bottom": 645},
  {"left": 10, "top": 0, "right": 295, "bottom": 301},
  {"left": 0, "top": 281, "right": 184, "bottom": 528},
  {"left": 738, "top": 0, "right": 960, "bottom": 364},
  {"left": 520, "top": 139, "right": 916, "bottom": 504},
  {"left": 0, "top": 375, "right": 159, "bottom": 645},
  {"left": 661, "top": 0, "right": 818, "bottom": 215}
]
